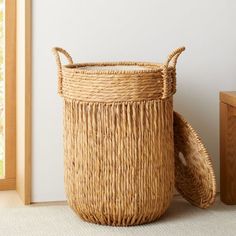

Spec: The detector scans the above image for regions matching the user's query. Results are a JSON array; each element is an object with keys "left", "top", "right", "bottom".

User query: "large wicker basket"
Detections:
[{"left": 52, "top": 47, "right": 185, "bottom": 226}]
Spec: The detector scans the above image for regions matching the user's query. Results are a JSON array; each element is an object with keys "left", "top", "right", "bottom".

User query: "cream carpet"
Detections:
[{"left": 1, "top": 197, "right": 236, "bottom": 236}]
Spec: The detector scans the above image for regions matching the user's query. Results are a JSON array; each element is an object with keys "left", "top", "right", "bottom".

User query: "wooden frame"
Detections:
[
  {"left": 16, "top": 0, "right": 31, "bottom": 204},
  {"left": 0, "top": 0, "right": 31, "bottom": 203},
  {"left": 220, "top": 91, "right": 236, "bottom": 204},
  {"left": 0, "top": 0, "right": 16, "bottom": 190},
  {"left": 24, "top": 0, "right": 32, "bottom": 204}
]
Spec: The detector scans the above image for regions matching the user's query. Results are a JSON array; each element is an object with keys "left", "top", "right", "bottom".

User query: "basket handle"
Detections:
[
  {"left": 161, "top": 47, "right": 185, "bottom": 99},
  {"left": 165, "top": 47, "right": 185, "bottom": 69},
  {"left": 52, "top": 47, "right": 73, "bottom": 96}
]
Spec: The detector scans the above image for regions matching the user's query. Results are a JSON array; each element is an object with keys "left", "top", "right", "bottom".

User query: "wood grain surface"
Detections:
[{"left": 220, "top": 93, "right": 236, "bottom": 204}]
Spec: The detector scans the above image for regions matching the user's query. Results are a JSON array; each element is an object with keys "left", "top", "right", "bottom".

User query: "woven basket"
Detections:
[
  {"left": 173, "top": 112, "right": 216, "bottom": 208},
  {"left": 52, "top": 47, "right": 185, "bottom": 226}
]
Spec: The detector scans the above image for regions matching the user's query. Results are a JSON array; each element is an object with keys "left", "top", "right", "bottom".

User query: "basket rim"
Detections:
[{"left": 62, "top": 61, "right": 170, "bottom": 75}]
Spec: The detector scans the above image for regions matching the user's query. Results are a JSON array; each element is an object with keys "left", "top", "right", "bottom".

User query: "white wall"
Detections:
[{"left": 32, "top": 0, "right": 236, "bottom": 202}]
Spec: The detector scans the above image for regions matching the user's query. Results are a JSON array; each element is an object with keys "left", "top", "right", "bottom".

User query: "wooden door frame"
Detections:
[
  {"left": 24, "top": 0, "right": 32, "bottom": 205},
  {"left": 0, "top": 0, "right": 16, "bottom": 190},
  {"left": 15, "top": 0, "right": 31, "bottom": 204},
  {"left": 0, "top": 0, "right": 31, "bottom": 204}
]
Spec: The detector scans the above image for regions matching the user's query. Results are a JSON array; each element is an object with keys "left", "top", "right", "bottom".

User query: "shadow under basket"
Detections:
[{"left": 52, "top": 47, "right": 189, "bottom": 226}]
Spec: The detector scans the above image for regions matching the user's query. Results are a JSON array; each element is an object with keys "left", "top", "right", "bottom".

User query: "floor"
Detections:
[
  {"left": 0, "top": 192, "right": 236, "bottom": 236},
  {"left": 0, "top": 190, "right": 23, "bottom": 207}
]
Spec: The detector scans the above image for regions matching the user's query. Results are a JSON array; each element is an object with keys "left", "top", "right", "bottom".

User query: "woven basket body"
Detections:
[{"left": 53, "top": 47, "right": 185, "bottom": 226}]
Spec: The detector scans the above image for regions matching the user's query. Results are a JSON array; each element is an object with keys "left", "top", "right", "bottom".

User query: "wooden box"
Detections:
[{"left": 220, "top": 91, "right": 236, "bottom": 204}]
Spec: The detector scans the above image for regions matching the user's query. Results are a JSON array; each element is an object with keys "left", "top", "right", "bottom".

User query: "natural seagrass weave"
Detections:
[
  {"left": 174, "top": 111, "right": 216, "bottom": 208},
  {"left": 52, "top": 47, "right": 185, "bottom": 226}
]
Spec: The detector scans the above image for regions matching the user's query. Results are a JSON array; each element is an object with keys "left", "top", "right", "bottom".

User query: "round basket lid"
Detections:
[{"left": 174, "top": 111, "right": 216, "bottom": 208}]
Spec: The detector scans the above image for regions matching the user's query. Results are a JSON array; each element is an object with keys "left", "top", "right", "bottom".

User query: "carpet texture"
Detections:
[{"left": 0, "top": 197, "right": 236, "bottom": 236}]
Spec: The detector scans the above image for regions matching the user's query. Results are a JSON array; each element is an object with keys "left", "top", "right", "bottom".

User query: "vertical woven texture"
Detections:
[
  {"left": 64, "top": 99, "right": 174, "bottom": 226},
  {"left": 52, "top": 46, "right": 185, "bottom": 226}
]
